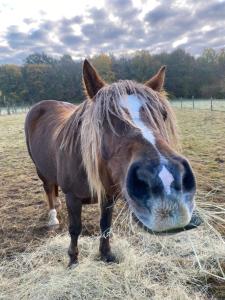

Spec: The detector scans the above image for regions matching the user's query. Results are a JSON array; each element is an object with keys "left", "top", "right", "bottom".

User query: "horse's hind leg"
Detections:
[
  {"left": 44, "top": 183, "right": 60, "bottom": 227},
  {"left": 54, "top": 185, "right": 62, "bottom": 210},
  {"left": 36, "top": 169, "right": 60, "bottom": 227}
]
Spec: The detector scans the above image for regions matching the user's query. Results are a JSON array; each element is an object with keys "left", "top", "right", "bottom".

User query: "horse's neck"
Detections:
[{"left": 56, "top": 101, "right": 86, "bottom": 152}]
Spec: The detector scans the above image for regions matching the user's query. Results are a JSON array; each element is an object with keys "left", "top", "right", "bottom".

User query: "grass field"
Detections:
[{"left": 0, "top": 109, "right": 225, "bottom": 299}]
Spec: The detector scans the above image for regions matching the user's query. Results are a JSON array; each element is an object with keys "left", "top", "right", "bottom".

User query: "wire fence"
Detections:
[
  {"left": 1, "top": 98, "right": 225, "bottom": 116},
  {"left": 171, "top": 98, "right": 225, "bottom": 112},
  {"left": 0, "top": 105, "right": 30, "bottom": 116}
]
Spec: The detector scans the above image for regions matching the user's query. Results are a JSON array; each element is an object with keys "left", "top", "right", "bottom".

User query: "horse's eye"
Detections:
[{"left": 162, "top": 110, "right": 167, "bottom": 121}]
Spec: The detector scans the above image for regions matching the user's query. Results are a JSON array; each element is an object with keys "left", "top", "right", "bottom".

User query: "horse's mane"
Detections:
[{"left": 60, "top": 80, "right": 179, "bottom": 203}]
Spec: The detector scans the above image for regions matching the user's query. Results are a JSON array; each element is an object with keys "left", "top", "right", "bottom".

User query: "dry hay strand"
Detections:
[{"left": 0, "top": 200, "right": 225, "bottom": 300}]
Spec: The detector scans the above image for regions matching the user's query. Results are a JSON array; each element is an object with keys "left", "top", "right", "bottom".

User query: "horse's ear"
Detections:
[
  {"left": 83, "top": 59, "right": 105, "bottom": 99},
  {"left": 145, "top": 66, "right": 166, "bottom": 92}
]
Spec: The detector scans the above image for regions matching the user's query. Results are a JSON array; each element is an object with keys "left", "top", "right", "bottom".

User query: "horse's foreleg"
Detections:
[
  {"left": 99, "top": 197, "right": 116, "bottom": 262},
  {"left": 65, "top": 193, "right": 82, "bottom": 267}
]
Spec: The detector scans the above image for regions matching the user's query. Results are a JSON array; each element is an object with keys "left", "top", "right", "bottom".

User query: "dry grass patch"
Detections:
[{"left": 0, "top": 219, "right": 225, "bottom": 300}]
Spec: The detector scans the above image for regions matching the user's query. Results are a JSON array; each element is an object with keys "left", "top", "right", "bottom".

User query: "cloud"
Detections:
[
  {"left": 0, "top": 45, "right": 11, "bottom": 54},
  {"left": 0, "top": 0, "right": 225, "bottom": 64},
  {"left": 196, "top": 1, "right": 225, "bottom": 21},
  {"left": 6, "top": 26, "right": 28, "bottom": 49},
  {"left": 81, "top": 22, "right": 126, "bottom": 42},
  {"left": 60, "top": 34, "right": 83, "bottom": 46},
  {"left": 5, "top": 25, "right": 50, "bottom": 50},
  {"left": 144, "top": 3, "right": 179, "bottom": 24},
  {"left": 105, "top": 0, "right": 140, "bottom": 19},
  {"left": 23, "top": 18, "right": 35, "bottom": 25}
]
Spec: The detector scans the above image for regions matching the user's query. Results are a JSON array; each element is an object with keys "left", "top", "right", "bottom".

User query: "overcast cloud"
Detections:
[{"left": 0, "top": 0, "right": 225, "bottom": 64}]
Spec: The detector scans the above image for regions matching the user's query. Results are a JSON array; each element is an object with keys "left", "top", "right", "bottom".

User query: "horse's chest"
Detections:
[{"left": 57, "top": 151, "right": 91, "bottom": 198}]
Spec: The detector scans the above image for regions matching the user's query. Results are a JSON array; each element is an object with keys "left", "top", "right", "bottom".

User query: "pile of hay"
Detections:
[{"left": 0, "top": 208, "right": 225, "bottom": 300}]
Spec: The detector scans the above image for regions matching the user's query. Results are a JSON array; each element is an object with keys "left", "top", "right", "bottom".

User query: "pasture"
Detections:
[{"left": 0, "top": 108, "right": 225, "bottom": 299}]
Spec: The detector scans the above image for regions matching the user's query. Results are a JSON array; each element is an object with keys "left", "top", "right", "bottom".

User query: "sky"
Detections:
[{"left": 0, "top": 0, "right": 225, "bottom": 64}]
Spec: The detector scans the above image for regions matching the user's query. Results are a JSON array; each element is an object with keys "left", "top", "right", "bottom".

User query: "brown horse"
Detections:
[{"left": 25, "top": 60, "right": 196, "bottom": 266}]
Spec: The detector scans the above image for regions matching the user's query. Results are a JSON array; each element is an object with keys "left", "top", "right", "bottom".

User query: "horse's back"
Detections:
[
  {"left": 25, "top": 100, "right": 77, "bottom": 183},
  {"left": 25, "top": 100, "right": 76, "bottom": 132}
]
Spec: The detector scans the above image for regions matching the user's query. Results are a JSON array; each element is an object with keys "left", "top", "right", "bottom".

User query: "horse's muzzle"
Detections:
[{"left": 125, "top": 157, "right": 196, "bottom": 232}]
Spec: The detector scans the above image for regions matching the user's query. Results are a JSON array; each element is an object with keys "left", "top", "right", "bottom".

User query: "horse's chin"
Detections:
[{"left": 132, "top": 210, "right": 202, "bottom": 235}]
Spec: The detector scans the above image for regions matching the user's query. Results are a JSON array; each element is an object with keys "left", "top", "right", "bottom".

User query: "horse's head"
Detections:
[{"left": 82, "top": 59, "right": 196, "bottom": 233}]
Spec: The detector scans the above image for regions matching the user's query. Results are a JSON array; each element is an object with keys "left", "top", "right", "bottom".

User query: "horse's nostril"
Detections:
[
  {"left": 126, "top": 164, "right": 150, "bottom": 202},
  {"left": 182, "top": 159, "right": 196, "bottom": 192},
  {"left": 171, "top": 177, "right": 182, "bottom": 192}
]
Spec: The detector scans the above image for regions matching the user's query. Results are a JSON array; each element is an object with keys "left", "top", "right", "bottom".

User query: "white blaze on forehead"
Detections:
[
  {"left": 158, "top": 166, "right": 174, "bottom": 195},
  {"left": 120, "top": 94, "right": 155, "bottom": 144}
]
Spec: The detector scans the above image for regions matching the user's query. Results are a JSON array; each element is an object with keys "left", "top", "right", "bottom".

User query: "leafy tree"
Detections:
[
  {"left": 112, "top": 55, "right": 133, "bottom": 80},
  {"left": 25, "top": 53, "right": 56, "bottom": 65},
  {"left": 22, "top": 64, "right": 52, "bottom": 102},
  {"left": 0, "top": 65, "right": 25, "bottom": 105},
  {"left": 130, "top": 50, "right": 157, "bottom": 81},
  {"left": 91, "top": 54, "right": 115, "bottom": 82},
  {"left": 51, "top": 55, "right": 83, "bottom": 102},
  {"left": 0, "top": 48, "right": 225, "bottom": 105}
]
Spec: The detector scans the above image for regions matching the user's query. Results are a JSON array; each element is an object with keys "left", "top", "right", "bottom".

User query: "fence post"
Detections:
[
  {"left": 211, "top": 97, "right": 213, "bottom": 111},
  {"left": 192, "top": 96, "right": 194, "bottom": 109},
  {"left": 181, "top": 97, "right": 183, "bottom": 109}
]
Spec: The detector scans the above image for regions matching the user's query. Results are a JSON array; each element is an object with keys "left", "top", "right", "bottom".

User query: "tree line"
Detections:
[{"left": 0, "top": 48, "right": 225, "bottom": 106}]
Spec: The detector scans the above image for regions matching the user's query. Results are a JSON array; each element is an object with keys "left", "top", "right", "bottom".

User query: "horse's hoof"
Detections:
[
  {"left": 100, "top": 252, "right": 119, "bottom": 263},
  {"left": 48, "top": 223, "right": 60, "bottom": 231},
  {"left": 67, "top": 259, "right": 78, "bottom": 269}
]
